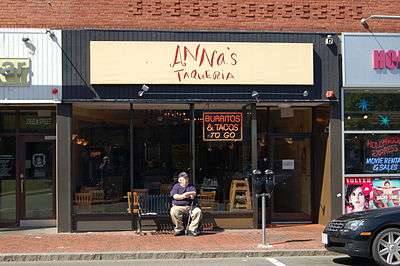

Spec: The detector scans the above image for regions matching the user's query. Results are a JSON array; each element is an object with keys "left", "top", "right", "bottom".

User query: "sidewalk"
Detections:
[{"left": 0, "top": 224, "right": 336, "bottom": 261}]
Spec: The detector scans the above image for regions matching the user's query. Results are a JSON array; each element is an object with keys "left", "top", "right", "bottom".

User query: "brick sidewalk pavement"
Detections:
[{"left": 0, "top": 224, "right": 325, "bottom": 254}]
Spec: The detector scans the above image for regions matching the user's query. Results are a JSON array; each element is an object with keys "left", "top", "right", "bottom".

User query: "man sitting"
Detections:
[{"left": 170, "top": 172, "right": 202, "bottom": 236}]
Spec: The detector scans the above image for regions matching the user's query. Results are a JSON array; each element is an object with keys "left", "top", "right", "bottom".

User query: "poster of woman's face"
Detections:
[{"left": 345, "top": 178, "right": 372, "bottom": 214}]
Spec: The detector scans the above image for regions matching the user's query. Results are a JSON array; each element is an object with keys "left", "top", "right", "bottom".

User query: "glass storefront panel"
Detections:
[
  {"left": 0, "top": 137, "right": 16, "bottom": 223},
  {"left": 344, "top": 91, "right": 400, "bottom": 131},
  {"left": 269, "top": 108, "right": 312, "bottom": 133},
  {"left": 345, "top": 133, "right": 400, "bottom": 175},
  {"left": 23, "top": 141, "right": 54, "bottom": 219},
  {"left": 0, "top": 111, "right": 16, "bottom": 133},
  {"left": 195, "top": 106, "right": 252, "bottom": 213},
  {"left": 73, "top": 107, "right": 130, "bottom": 214},
  {"left": 133, "top": 109, "right": 190, "bottom": 194},
  {"left": 20, "top": 110, "right": 56, "bottom": 134}
]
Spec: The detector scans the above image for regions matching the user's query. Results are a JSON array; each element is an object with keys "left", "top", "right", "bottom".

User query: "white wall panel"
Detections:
[{"left": 0, "top": 29, "right": 62, "bottom": 102}]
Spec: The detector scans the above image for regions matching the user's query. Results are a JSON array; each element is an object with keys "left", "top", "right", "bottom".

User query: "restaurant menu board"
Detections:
[
  {"left": 203, "top": 112, "right": 242, "bottom": 141},
  {"left": 345, "top": 177, "right": 400, "bottom": 214},
  {"left": 364, "top": 135, "right": 400, "bottom": 173},
  {"left": 0, "top": 155, "right": 14, "bottom": 179}
]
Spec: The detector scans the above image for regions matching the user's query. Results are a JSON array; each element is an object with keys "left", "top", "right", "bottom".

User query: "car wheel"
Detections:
[{"left": 372, "top": 228, "right": 400, "bottom": 266}]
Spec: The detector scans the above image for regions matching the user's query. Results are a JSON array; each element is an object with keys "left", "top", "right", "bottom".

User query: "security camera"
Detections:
[{"left": 325, "top": 35, "right": 334, "bottom": 45}]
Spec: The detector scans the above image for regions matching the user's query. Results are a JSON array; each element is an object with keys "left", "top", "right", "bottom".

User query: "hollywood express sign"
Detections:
[
  {"left": 365, "top": 136, "right": 400, "bottom": 173},
  {"left": 373, "top": 50, "right": 400, "bottom": 69}
]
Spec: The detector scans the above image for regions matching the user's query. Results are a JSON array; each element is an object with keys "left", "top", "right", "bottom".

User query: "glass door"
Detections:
[
  {"left": 0, "top": 137, "right": 17, "bottom": 225},
  {"left": 20, "top": 137, "right": 55, "bottom": 221},
  {"left": 269, "top": 136, "right": 311, "bottom": 221}
]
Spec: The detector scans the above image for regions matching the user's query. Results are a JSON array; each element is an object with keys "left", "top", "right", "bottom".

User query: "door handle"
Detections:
[{"left": 20, "top": 174, "right": 24, "bottom": 194}]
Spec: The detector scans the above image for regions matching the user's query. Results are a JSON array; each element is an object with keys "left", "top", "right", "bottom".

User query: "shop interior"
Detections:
[{"left": 71, "top": 103, "right": 321, "bottom": 226}]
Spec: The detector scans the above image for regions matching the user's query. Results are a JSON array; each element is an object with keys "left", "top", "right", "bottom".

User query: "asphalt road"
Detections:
[{"left": 0, "top": 256, "right": 378, "bottom": 266}]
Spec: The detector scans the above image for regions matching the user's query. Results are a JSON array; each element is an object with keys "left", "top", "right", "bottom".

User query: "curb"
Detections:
[{"left": 0, "top": 249, "right": 338, "bottom": 262}]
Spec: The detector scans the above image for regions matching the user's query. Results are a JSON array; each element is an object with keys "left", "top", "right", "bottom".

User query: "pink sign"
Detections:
[{"left": 373, "top": 50, "right": 400, "bottom": 69}]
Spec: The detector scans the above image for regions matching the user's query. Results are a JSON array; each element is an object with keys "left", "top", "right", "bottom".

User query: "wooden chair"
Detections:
[
  {"left": 229, "top": 180, "right": 252, "bottom": 211},
  {"left": 199, "top": 190, "right": 217, "bottom": 211},
  {"left": 159, "top": 184, "right": 171, "bottom": 195},
  {"left": 127, "top": 191, "right": 139, "bottom": 214},
  {"left": 75, "top": 192, "right": 92, "bottom": 206},
  {"left": 89, "top": 189, "right": 105, "bottom": 203}
]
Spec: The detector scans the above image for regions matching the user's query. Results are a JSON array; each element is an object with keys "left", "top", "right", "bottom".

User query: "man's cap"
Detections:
[{"left": 178, "top": 172, "right": 189, "bottom": 178}]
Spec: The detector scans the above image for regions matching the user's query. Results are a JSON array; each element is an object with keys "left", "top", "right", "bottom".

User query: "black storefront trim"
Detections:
[
  {"left": 62, "top": 30, "right": 340, "bottom": 101},
  {"left": 63, "top": 99, "right": 338, "bottom": 104}
]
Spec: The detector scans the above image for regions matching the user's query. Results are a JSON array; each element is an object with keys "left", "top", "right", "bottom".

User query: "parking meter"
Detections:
[
  {"left": 264, "top": 169, "right": 275, "bottom": 196},
  {"left": 253, "top": 169, "right": 275, "bottom": 196},
  {"left": 252, "top": 169, "right": 274, "bottom": 248},
  {"left": 252, "top": 169, "right": 264, "bottom": 194}
]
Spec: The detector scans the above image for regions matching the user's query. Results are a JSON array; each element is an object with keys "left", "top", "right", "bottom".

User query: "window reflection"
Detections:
[{"left": 344, "top": 92, "right": 400, "bottom": 131}]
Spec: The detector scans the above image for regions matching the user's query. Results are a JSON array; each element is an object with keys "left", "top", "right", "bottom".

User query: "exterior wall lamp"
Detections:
[
  {"left": 138, "top": 84, "right": 149, "bottom": 97},
  {"left": 360, "top": 15, "right": 400, "bottom": 27}
]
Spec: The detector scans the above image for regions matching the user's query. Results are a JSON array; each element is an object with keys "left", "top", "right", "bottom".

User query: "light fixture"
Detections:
[
  {"left": 363, "top": 114, "right": 368, "bottom": 120},
  {"left": 360, "top": 15, "right": 400, "bottom": 27},
  {"left": 303, "top": 90, "right": 309, "bottom": 97},
  {"left": 138, "top": 84, "right": 150, "bottom": 97},
  {"left": 46, "top": 29, "right": 58, "bottom": 42},
  {"left": 22, "top": 37, "right": 36, "bottom": 55},
  {"left": 251, "top": 90, "right": 259, "bottom": 102},
  {"left": 325, "top": 35, "right": 334, "bottom": 45}
]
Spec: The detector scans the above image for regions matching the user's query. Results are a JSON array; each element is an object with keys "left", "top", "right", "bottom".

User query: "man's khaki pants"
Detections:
[{"left": 170, "top": 205, "right": 202, "bottom": 232}]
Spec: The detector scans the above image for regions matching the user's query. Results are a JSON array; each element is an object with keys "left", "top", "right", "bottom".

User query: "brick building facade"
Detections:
[{"left": 0, "top": 0, "right": 398, "bottom": 32}]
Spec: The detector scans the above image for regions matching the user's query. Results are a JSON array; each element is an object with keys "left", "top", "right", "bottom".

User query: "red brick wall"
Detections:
[{"left": 1, "top": 0, "right": 400, "bottom": 32}]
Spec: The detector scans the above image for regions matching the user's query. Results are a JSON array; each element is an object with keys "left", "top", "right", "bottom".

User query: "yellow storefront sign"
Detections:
[{"left": 90, "top": 41, "right": 314, "bottom": 85}]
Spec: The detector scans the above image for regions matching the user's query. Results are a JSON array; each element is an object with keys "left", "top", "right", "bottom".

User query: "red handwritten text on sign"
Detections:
[{"left": 170, "top": 44, "right": 237, "bottom": 82}]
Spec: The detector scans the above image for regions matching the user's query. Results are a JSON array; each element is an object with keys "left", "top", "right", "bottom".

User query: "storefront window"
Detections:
[
  {"left": 345, "top": 134, "right": 400, "bottom": 175},
  {"left": 133, "top": 109, "right": 190, "bottom": 194},
  {"left": 344, "top": 90, "right": 400, "bottom": 213},
  {"left": 0, "top": 111, "right": 16, "bottom": 133},
  {"left": 20, "top": 110, "right": 56, "bottom": 134},
  {"left": 195, "top": 106, "right": 252, "bottom": 213},
  {"left": 0, "top": 137, "right": 16, "bottom": 223},
  {"left": 269, "top": 108, "right": 312, "bottom": 133},
  {"left": 344, "top": 91, "right": 400, "bottom": 131},
  {"left": 73, "top": 107, "right": 130, "bottom": 214}
]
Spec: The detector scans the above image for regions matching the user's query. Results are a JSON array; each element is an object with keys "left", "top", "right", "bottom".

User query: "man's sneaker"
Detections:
[
  {"left": 186, "top": 230, "right": 200, "bottom": 236},
  {"left": 173, "top": 230, "right": 185, "bottom": 236}
]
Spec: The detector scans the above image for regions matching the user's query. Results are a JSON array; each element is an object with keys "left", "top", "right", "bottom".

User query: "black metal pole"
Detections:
[
  {"left": 190, "top": 103, "right": 196, "bottom": 185},
  {"left": 251, "top": 103, "right": 258, "bottom": 229},
  {"left": 129, "top": 103, "right": 134, "bottom": 229}
]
